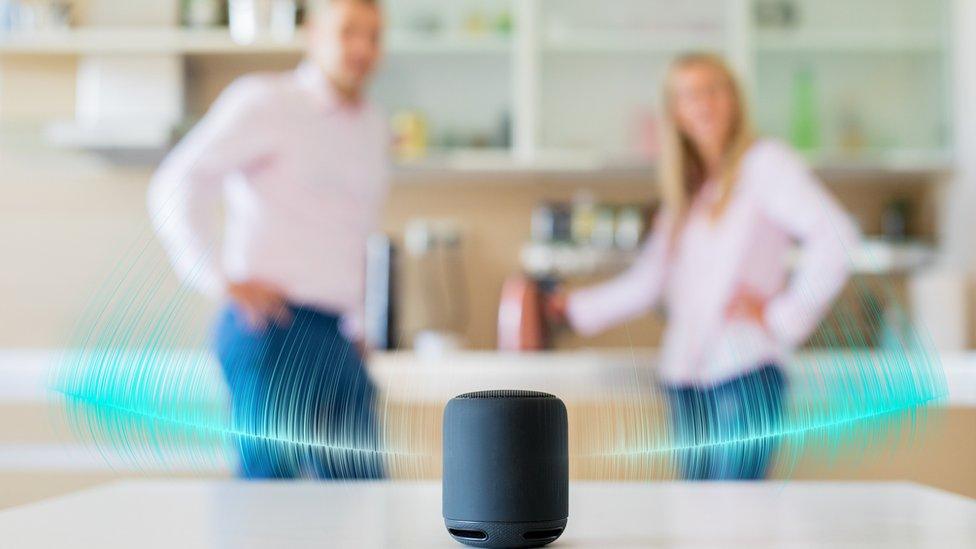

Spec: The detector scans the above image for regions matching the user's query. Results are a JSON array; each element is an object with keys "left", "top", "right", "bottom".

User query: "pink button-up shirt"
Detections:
[
  {"left": 568, "top": 140, "right": 860, "bottom": 387},
  {"left": 148, "top": 63, "right": 390, "bottom": 337}
]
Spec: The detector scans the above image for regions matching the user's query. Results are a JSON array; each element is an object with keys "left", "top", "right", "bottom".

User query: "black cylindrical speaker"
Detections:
[{"left": 443, "top": 390, "right": 568, "bottom": 548}]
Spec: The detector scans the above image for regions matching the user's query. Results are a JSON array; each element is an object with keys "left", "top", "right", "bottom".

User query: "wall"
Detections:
[{"left": 0, "top": 151, "right": 940, "bottom": 350}]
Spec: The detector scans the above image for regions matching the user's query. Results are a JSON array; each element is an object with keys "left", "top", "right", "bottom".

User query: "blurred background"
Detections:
[{"left": 1, "top": 0, "right": 974, "bottom": 509}]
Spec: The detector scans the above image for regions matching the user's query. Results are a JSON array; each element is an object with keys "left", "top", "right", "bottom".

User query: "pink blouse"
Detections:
[{"left": 567, "top": 140, "right": 860, "bottom": 387}]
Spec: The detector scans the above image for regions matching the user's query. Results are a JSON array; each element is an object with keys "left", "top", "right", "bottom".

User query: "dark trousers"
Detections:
[
  {"left": 664, "top": 365, "right": 787, "bottom": 480},
  {"left": 214, "top": 304, "right": 385, "bottom": 480}
]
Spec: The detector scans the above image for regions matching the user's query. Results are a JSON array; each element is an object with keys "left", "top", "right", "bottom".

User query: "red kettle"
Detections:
[{"left": 498, "top": 275, "right": 559, "bottom": 352}]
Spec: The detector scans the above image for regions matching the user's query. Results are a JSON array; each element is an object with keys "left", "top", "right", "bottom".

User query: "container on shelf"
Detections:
[
  {"left": 881, "top": 199, "right": 912, "bottom": 242},
  {"left": 228, "top": 0, "right": 296, "bottom": 45},
  {"left": 614, "top": 206, "right": 645, "bottom": 251},
  {"left": 570, "top": 192, "right": 597, "bottom": 246},
  {"left": 531, "top": 203, "right": 573, "bottom": 245},
  {"left": 754, "top": 0, "right": 799, "bottom": 30},
  {"left": 182, "top": 0, "right": 222, "bottom": 28},
  {"left": 0, "top": 0, "right": 71, "bottom": 35},
  {"left": 523, "top": 196, "right": 653, "bottom": 279},
  {"left": 392, "top": 110, "right": 429, "bottom": 161},
  {"left": 790, "top": 66, "right": 821, "bottom": 152}
]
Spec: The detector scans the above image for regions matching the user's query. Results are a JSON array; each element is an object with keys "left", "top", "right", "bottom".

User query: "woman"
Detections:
[{"left": 550, "top": 53, "right": 859, "bottom": 480}]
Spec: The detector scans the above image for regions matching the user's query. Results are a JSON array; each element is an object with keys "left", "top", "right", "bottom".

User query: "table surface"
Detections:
[{"left": 0, "top": 481, "right": 974, "bottom": 548}]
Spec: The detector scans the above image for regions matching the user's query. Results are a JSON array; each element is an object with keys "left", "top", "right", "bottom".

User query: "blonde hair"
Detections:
[{"left": 659, "top": 53, "right": 755, "bottom": 225}]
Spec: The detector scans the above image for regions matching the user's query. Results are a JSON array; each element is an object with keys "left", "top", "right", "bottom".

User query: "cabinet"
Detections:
[{"left": 0, "top": 0, "right": 956, "bottom": 176}]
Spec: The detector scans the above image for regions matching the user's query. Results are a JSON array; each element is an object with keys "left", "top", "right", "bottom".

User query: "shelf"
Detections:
[
  {"left": 46, "top": 121, "right": 171, "bottom": 149},
  {"left": 400, "top": 149, "right": 950, "bottom": 180},
  {"left": 523, "top": 240, "right": 938, "bottom": 279},
  {"left": 387, "top": 32, "right": 512, "bottom": 55},
  {"left": 400, "top": 149, "right": 641, "bottom": 172},
  {"left": 803, "top": 150, "right": 954, "bottom": 181},
  {"left": 787, "top": 239, "right": 939, "bottom": 275},
  {"left": 0, "top": 27, "right": 511, "bottom": 56},
  {"left": 543, "top": 30, "right": 724, "bottom": 54},
  {"left": 394, "top": 149, "right": 657, "bottom": 182},
  {"left": 0, "top": 27, "right": 293, "bottom": 55},
  {"left": 755, "top": 29, "right": 945, "bottom": 53},
  {"left": 847, "top": 240, "right": 938, "bottom": 275},
  {"left": 38, "top": 120, "right": 952, "bottom": 181},
  {"left": 521, "top": 243, "right": 639, "bottom": 279}
]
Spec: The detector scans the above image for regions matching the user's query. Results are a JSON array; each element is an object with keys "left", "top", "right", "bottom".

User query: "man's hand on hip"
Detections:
[{"left": 227, "top": 280, "right": 292, "bottom": 330}]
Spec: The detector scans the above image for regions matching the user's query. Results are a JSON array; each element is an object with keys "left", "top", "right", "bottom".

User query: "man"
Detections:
[{"left": 148, "top": 0, "right": 387, "bottom": 480}]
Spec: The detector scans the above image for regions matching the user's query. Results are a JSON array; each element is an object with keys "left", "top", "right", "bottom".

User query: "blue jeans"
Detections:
[
  {"left": 664, "top": 365, "right": 786, "bottom": 481},
  {"left": 214, "top": 304, "right": 385, "bottom": 480}
]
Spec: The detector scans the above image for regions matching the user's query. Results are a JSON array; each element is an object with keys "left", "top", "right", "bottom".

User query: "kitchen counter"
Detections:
[
  {"left": 0, "top": 480, "right": 973, "bottom": 548},
  {"left": 1, "top": 349, "right": 974, "bottom": 500},
  {"left": 2, "top": 348, "right": 975, "bottom": 406},
  {"left": 369, "top": 349, "right": 975, "bottom": 405}
]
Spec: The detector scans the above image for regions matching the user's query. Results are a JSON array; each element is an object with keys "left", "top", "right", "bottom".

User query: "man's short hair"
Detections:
[{"left": 310, "top": 0, "right": 379, "bottom": 16}]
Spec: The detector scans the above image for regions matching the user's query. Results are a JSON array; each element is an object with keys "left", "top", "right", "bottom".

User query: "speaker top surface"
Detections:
[{"left": 454, "top": 389, "right": 557, "bottom": 400}]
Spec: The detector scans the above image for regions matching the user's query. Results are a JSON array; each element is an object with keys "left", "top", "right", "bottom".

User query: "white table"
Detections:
[{"left": 0, "top": 481, "right": 973, "bottom": 548}]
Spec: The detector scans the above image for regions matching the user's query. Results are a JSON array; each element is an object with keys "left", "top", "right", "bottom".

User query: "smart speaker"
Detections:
[{"left": 443, "top": 390, "right": 568, "bottom": 548}]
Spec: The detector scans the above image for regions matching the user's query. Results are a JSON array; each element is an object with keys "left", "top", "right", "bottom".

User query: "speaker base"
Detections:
[{"left": 445, "top": 518, "right": 567, "bottom": 548}]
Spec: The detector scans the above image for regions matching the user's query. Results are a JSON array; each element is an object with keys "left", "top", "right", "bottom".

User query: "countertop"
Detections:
[
  {"left": 2, "top": 348, "right": 975, "bottom": 406},
  {"left": 3, "top": 348, "right": 972, "bottom": 475},
  {"left": 0, "top": 480, "right": 973, "bottom": 548}
]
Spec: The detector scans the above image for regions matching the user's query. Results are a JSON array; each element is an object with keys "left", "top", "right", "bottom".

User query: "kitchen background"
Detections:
[{"left": 1, "top": 0, "right": 975, "bottom": 508}]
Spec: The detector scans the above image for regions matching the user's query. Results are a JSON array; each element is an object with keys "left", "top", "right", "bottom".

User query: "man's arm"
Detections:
[{"left": 147, "top": 76, "right": 272, "bottom": 298}]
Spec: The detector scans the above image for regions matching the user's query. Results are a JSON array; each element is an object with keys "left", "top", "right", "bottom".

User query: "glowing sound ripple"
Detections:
[{"left": 51, "top": 222, "right": 948, "bottom": 479}]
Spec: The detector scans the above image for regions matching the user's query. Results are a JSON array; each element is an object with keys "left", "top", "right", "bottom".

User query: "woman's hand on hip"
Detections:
[
  {"left": 726, "top": 287, "right": 768, "bottom": 328},
  {"left": 227, "top": 280, "right": 292, "bottom": 330}
]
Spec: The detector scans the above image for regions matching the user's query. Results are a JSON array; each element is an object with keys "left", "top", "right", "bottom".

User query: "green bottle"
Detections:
[{"left": 791, "top": 66, "right": 820, "bottom": 152}]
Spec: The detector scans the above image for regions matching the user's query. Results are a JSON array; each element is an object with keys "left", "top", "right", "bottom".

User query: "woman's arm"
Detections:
[
  {"left": 566, "top": 211, "right": 673, "bottom": 337},
  {"left": 753, "top": 141, "right": 861, "bottom": 348}
]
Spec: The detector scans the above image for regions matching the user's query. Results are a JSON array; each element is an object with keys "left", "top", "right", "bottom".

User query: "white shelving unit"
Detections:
[
  {"left": 0, "top": 0, "right": 957, "bottom": 178},
  {"left": 749, "top": 0, "right": 953, "bottom": 169}
]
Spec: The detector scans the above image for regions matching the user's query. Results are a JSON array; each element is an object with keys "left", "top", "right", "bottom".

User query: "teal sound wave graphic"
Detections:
[
  {"left": 50, "top": 224, "right": 947, "bottom": 480},
  {"left": 50, "top": 227, "right": 429, "bottom": 478},
  {"left": 55, "top": 387, "right": 417, "bottom": 457}
]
